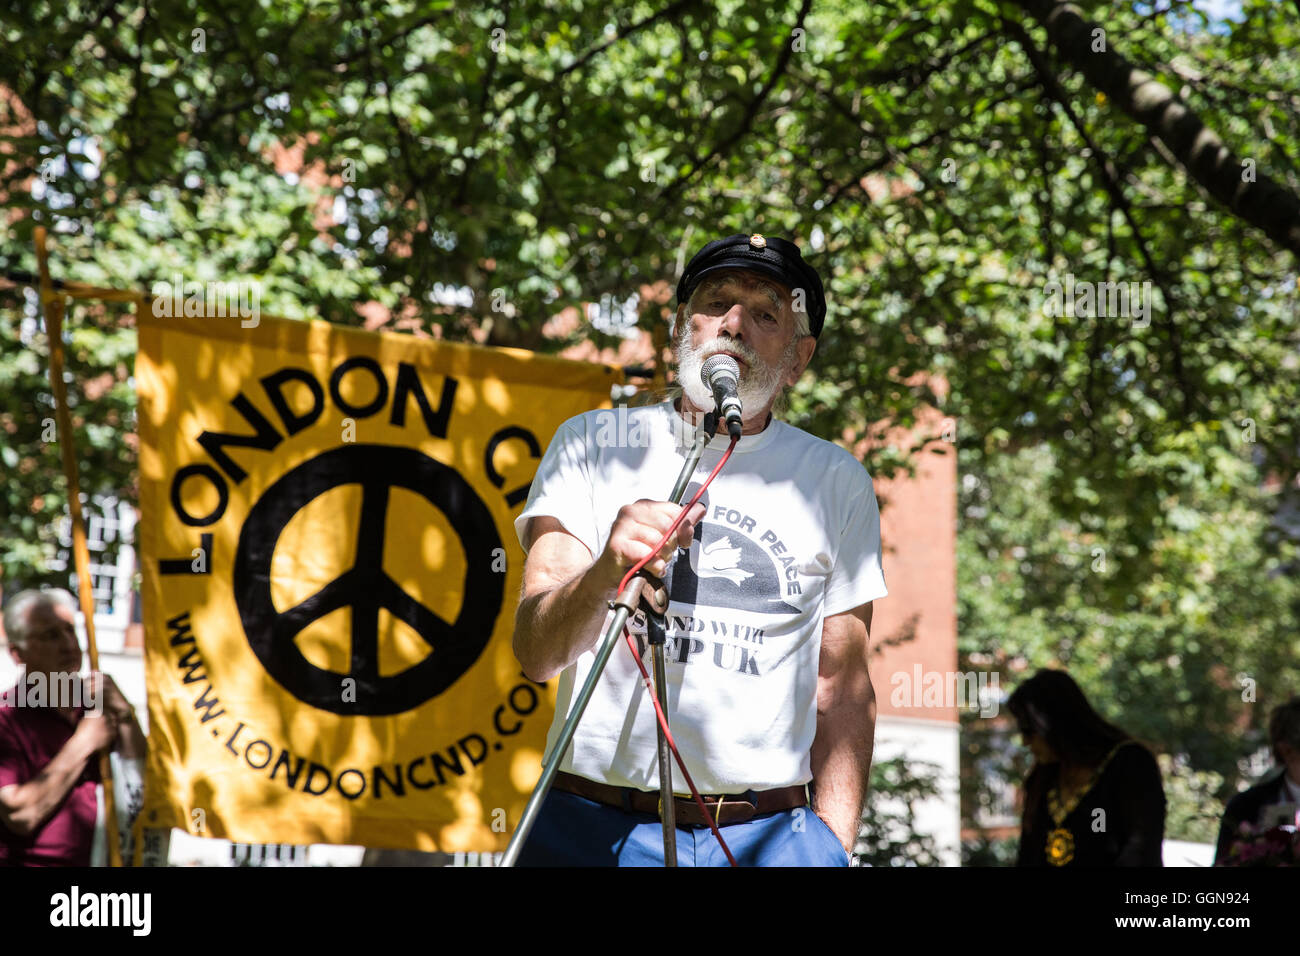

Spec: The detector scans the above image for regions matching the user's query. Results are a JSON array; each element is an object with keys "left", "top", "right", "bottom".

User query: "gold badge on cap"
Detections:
[{"left": 749, "top": 233, "right": 766, "bottom": 249}]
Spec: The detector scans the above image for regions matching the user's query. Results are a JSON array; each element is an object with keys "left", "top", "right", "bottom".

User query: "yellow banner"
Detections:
[{"left": 136, "top": 305, "right": 618, "bottom": 851}]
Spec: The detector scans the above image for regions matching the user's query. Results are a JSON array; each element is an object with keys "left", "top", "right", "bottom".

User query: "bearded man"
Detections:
[{"left": 511, "top": 233, "right": 888, "bottom": 866}]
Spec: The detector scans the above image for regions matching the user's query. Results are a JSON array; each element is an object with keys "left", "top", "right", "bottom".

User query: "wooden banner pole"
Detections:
[{"left": 34, "top": 226, "right": 122, "bottom": 868}]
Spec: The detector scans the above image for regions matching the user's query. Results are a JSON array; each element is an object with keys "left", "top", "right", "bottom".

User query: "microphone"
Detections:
[{"left": 700, "top": 354, "right": 744, "bottom": 440}]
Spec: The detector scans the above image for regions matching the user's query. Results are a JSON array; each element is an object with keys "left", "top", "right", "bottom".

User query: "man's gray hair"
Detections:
[
  {"left": 677, "top": 271, "right": 812, "bottom": 339},
  {"left": 3, "top": 588, "right": 77, "bottom": 649},
  {"left": 1269, "top": 696, "right": 1300, "bottom": 764}
]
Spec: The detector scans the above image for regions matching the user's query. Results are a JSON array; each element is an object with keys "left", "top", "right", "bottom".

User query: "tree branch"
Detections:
[
  {"left": 1003, "top": 16, "right": 1194, "bottom": 419},
  {"left": 1011, "top": 0, "right": 1300, "bottom": 258},
  {"left": 655, "top": 0, "right": 813, "bottom": 205},
  {"left": 555, "top": 0, "right": 703, "bottom": 81}
]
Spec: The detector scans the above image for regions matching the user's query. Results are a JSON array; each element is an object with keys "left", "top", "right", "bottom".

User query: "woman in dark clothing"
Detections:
[{"left": 1008, "top": 670, "right": 1166, "bottom": 866}]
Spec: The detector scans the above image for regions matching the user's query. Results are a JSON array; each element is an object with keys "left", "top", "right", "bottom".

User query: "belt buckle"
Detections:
[
  {"left": 659, "top": 791, "right": 761, "bottom": 826},
  {"left": 658, "top": 794, "right": 685, "bottom": 822},
  {"left": 703, "top": 790, "right": 758, "bottom": 826},
  {"left": 657, "top": 793, "right": 693, "bottom": 822}
]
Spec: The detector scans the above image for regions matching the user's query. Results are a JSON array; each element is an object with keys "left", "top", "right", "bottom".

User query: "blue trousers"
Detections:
[{"left": 516, "top": 790, "right": 851, "bottom": 867}]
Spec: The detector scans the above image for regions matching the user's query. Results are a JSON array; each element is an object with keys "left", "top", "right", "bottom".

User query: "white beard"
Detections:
[{"left": 675, "top": 327, "right": 794, "bottom": 416}]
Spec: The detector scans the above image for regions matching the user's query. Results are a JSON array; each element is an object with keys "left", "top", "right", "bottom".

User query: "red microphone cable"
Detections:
[{"left": 615, "top": 433, "right": 740, "bottom": 866}]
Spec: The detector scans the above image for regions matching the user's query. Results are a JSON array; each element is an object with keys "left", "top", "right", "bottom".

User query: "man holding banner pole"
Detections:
[
  {"left": 0, "top": 588, "right": 145, "bottom": 866},
  {"left": 511, "top": 233, "right": 889, "bottom": 866}
]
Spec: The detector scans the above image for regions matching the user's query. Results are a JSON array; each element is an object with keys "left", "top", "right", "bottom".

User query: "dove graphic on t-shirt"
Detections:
[
  {"left": 663, "top": 485, "right": 801, "bottom": 615},
  {"left": 689, "top": 536, "right": 753, "bottom": 586}
]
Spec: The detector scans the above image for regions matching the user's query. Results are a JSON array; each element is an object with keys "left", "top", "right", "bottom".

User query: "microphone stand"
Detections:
[{"left": 501, "top": 410, "right": 718, "bottom": 868}]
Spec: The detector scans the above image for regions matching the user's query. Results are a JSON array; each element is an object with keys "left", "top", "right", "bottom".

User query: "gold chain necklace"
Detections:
[{"left": 1044, "top": 741, "right": 1133, "bottom": 866}]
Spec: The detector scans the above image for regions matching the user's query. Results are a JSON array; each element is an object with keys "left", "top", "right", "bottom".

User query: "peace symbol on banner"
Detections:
[{"left": 232, "top": 444, "right": 504, "bottom": 716}]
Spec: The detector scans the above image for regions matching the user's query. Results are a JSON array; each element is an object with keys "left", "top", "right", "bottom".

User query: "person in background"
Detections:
[
  {"left": 1009, "top": 669, "right": 1166, "bottom": 866},
  {"left": 0, "top": 587, "right": 144, "bottom": 866},
  {"left": 1213, "top": 696, "right": 1300, "bottom": 865}
]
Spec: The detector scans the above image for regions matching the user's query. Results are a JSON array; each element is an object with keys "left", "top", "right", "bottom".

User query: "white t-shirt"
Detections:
[{"left": 514, "top": 400, "right": 888, "bottom": 792}]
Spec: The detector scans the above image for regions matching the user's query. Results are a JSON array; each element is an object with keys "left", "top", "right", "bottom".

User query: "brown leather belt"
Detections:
[{"left": 553, "top": 771, "right": 807, "bottom": 827}]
